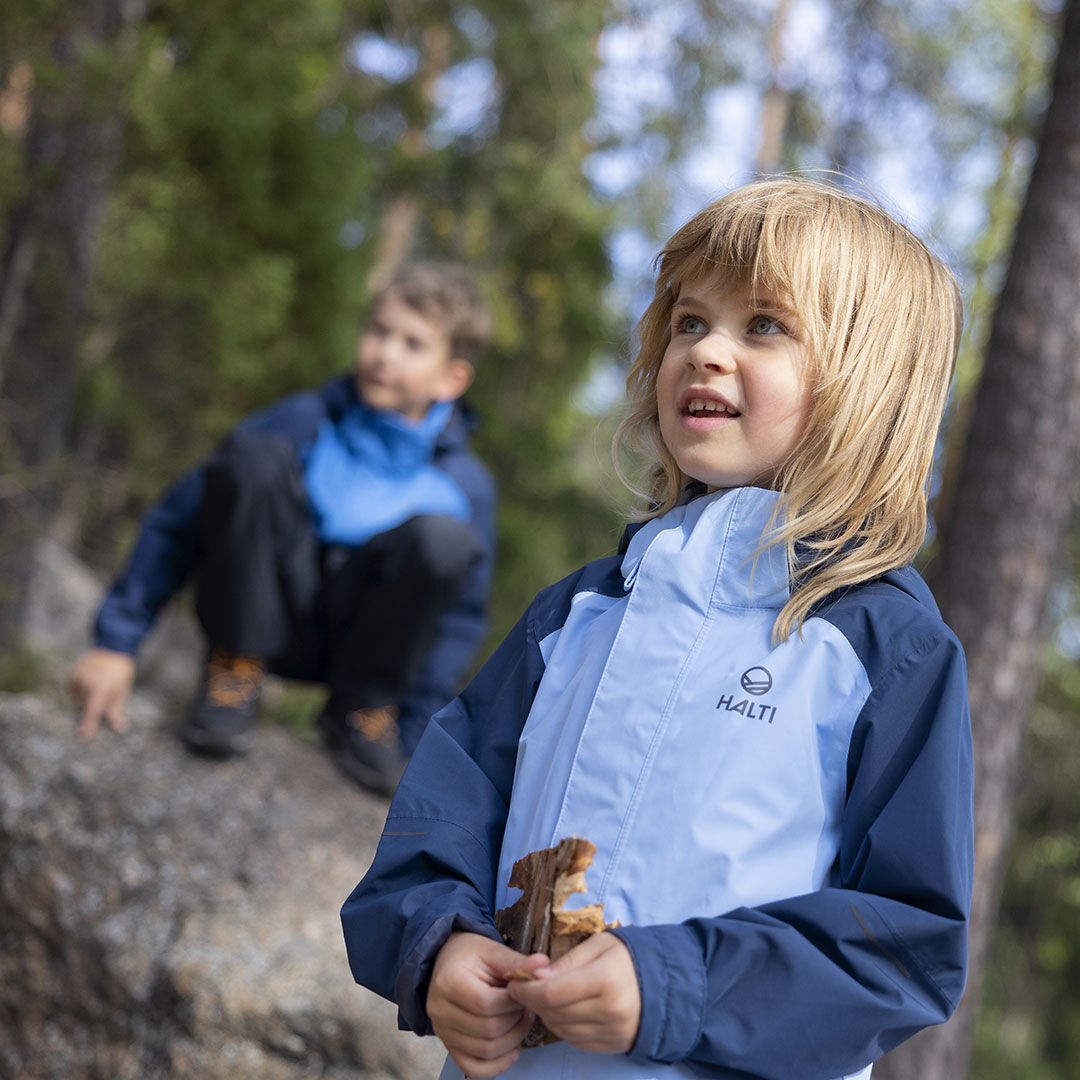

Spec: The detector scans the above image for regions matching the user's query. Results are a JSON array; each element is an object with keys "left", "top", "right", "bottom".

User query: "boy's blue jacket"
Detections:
[
  {"left": 341, "top": 487, "right": 974, "bottom": 1080},
  {"left": 93, "top": 375, "right": 497, "bottom": 736}
]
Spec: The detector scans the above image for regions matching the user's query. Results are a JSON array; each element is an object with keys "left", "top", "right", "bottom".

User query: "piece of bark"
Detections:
[{"left": 494, "top": 836, "right": 618, "bottom": 1047}]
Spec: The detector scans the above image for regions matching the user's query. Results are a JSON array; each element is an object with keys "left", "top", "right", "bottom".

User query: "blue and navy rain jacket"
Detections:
[
  {"left": 93, "top": 375, "right": 497, "bottom": 742},
  {"left": 341, "top": 486, "right": 973, "bottom": 1080}
]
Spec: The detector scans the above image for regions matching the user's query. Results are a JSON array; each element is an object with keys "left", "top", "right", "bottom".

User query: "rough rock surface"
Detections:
[
  {"left": 0, "top": 690, "right": 446, "bottom": 1079},
  {"left": 24, "top": 534, "right": 202, "bottom": 698}
]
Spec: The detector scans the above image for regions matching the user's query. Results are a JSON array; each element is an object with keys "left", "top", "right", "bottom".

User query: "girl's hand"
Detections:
[
  {"left": 506, "top": 931, "right": 641, "bottom": 1054},
  {"left": 427, "top": 931, "right": 546, "bottom": 1077}
]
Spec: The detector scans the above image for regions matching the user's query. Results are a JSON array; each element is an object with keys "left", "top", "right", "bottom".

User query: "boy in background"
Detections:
[{"left": 70, "top": 262, "right": 496, "bottom": 798}]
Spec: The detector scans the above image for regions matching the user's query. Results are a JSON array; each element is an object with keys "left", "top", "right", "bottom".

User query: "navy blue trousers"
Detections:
[{"left": 194, "top": 431, "right": 482, "bottom": 708}]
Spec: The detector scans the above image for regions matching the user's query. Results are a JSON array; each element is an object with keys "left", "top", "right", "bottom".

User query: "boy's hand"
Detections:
[
  {"left": 427, "top": 931, "right": 546, "bottom": 1077},
  {"left": 69, "top": 648, "right": 136, "bottom": 739},
  {"left": 506, "top": 931, "right": 641, "bottom": 1055}
]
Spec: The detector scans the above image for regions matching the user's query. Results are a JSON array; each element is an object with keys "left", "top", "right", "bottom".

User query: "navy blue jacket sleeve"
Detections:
[
  {"left": 93, "top": 466, "right": 206, "bottom": 655},
  {"left": 613, "top": 627, "right": 973, "bottom": 1079},
  {"left": 341, "top": 599, "right": 543, "bottom": 1033}
]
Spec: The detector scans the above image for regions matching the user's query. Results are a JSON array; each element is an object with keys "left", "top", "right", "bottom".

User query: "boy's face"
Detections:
[
  {"left": 355, "top": 293, "right": 473, "bottom": 421},
  {"left": 656, "top": 275, "right": 810, "bottom": 491}
]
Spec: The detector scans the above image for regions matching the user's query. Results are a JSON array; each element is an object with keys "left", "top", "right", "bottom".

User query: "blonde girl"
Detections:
[{"left": 341, "top": 177, "right": 973, "bottom": 1080}]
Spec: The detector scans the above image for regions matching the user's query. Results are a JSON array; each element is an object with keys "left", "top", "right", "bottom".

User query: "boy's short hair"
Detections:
[
  {"left": 615, "top": 176, "right": 963, "bottom": 640},
  {"left": 373, "top": 262, "right": 493, "bottom": 364}
]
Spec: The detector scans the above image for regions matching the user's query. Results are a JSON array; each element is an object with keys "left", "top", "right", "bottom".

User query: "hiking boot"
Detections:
[
  {"left": 317, "top": 697, "right": 406, "bottom": 797},
  {"left": 180, "top": 648, "right": 265, "bottom": 755}
]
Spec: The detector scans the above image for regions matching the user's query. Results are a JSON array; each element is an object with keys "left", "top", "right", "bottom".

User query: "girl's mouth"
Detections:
[{"left": 684, "top": 397, "right": 740, "bottom": 418}]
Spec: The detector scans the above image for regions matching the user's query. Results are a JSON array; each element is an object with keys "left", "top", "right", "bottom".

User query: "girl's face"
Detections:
[{"left": 656, "top": 274, "right": 811, "bottom": 491}]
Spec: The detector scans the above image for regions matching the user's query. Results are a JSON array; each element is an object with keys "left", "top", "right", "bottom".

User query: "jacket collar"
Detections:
[
  {"left": 325, "top": 373, "right": 474, "bottom": 457},
  {"left": 620, "top": 487, "right": 790, "bottom": 610}
]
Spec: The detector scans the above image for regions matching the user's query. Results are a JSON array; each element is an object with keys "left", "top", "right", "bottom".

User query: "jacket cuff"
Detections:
[
  {"left": 92, "top": 634, "right": 140, "bottom": 658},
  {"left": 393, "top": 911, "right": 502, "bottom": 1034},
  {"left": 612, "top": 923, "right": 705, "bottom": 1064},
  {"left": 93, "top": 604, "right": 147, "bottom": 657}
]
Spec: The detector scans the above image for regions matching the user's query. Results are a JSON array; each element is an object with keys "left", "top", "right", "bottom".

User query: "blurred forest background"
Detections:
[{"left": 0, "top": 0, "right": 1078, "bottom": 1077}]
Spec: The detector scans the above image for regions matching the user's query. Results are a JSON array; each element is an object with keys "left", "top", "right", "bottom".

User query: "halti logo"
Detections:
[
  {"left": 740, "top": 667, "right": 772, "bottom": 695},
  {"left": 717, "top": 667, "right": 778, "bottom": 723}
]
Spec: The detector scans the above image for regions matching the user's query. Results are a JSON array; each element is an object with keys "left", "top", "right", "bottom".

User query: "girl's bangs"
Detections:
[
  {"left": 666, "top": 237, "right": 755, "bottom": 300},
  {"left": 667, "top": 197, "right": 808, "bottom": 306}
]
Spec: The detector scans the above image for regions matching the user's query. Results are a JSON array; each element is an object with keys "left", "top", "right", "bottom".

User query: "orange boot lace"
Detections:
[
  {"left": 205, "top": 649, "right": 265, "bottom": 708},
  {"left": 346, "top": 704, "right": 400, "bottom": 747}
]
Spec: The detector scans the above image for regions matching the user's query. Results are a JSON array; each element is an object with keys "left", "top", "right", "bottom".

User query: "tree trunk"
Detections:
[
  {"left": 875, "top": 1, "right": 1080, "bottom": 1076},
  {"left": 0, "top": 0, "right": 146, "bottom": 653},
  {"left": 753, "top": 0, "right": 794, "bottom": 175},
  {"left": 364, "top": 21, "right": 452, "bottom": 296}
]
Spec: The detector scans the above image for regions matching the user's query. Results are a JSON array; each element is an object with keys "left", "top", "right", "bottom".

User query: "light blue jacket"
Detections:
[{"left": 342, "top": 487, "right": 974, "bottom": 1079}]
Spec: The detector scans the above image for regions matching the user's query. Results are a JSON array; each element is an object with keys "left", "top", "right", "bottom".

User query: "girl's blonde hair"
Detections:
[{"left": 614, "top": 176, "right": 963, "bottom": 641}]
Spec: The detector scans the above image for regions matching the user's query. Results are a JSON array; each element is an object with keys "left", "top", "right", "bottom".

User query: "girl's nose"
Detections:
[{"left": 688, "top": 331, "right": 737, "bottom": 373}]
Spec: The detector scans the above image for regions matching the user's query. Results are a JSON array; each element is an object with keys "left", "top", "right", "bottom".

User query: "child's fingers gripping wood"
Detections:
[
  {"left": 494, "top": 835, "right": 620, "bottom": 1046},
  {"left": 427, "top": 931, "right": 534, "bottom": 1076},
  {"left": 506, "top": 931, "right": 642, "bottom": 1054}
]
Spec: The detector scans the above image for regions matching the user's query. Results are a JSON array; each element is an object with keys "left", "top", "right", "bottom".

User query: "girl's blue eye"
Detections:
[
  {"left": 678, "top": 314, "right": 707, "bottom": 335},
  {"left": 750, "top": 315, "right": 784, "bottom": 335}
]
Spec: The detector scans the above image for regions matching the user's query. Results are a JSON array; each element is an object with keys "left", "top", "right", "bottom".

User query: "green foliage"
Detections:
[
  {"left": 80, "top": 0, "right": 376, "bottom": 536},
  {"left": 458, "top": 1, "right": 624, "bottom": 631}
]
